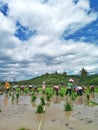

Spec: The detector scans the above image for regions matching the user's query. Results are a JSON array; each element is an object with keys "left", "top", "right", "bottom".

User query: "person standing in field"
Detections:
[
  {"left": 65, "top": 78, "right": 74, "bottom": 96},
  {"left": 5, "top": 80, "right": 10, "bottom": 93},
  {"left": 89, "top": 85, "right": 94, "bottom": 93},
  {"left": 42, "top": 81, "right": 46, "bottom": 94}
]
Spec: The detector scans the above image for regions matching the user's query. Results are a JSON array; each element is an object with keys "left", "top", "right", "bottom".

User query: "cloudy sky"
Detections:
[{"left": 0, "top": 0, "right": 98, "bottom": 81}]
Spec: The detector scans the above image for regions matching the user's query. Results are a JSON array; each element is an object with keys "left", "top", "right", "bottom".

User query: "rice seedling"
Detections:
[
  {"left": 88, "top": 100, "right": 98, "bottom": 106},
  {"left": 16, "top": 93, "right": 20, "bottom": 100},
  {"left": 64, "top": 103, "right": 72, "bottom": 111},
  {"left": 40, "top": 97, "right": 45, "bottom": 105},
  {"left": 31, "top": 95, "right": 36, "bottom": 102},
  {"left": 11, "top": 94, "right": 15, "bottom": 102},
  {"left": 59, "top": 92, "right": 64, "bottom": 97},
  {"left": 46, "top": 93, "right": 51, "bottom": 101},
  {"left": 86, "top": 93, "right": 90, "bottom": 100},
  {"left": 18, "top": 127, "right": 30, "bottom": 130},
  {"left": 24, "top": 87, "right": 29, "bottom": 95},
  {"left": 36, "top": 104, "right": 44, "bottom": 113}
]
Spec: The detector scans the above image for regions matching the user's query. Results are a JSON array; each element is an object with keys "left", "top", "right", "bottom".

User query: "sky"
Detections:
[{"left": 0, "top": 0, "right": 98, "bottom": 81}]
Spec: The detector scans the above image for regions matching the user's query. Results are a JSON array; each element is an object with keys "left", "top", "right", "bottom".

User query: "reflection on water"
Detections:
[
  {"left": 75, "top": 96, "right": 85, "bottom": 105},
  {"left": 53, "top": 96, "right": 61, "bottom": 104},
  {"left": 32, "top": 102, "right": 37, "bottom": 107},
  {"left": 90, "top": 93, "right": 95, "bottom": 99},
  {"left": 3, "top": 94, "right": 9, "bottom": 105},
  {"left": 46, "top": 101, "right": 51, "bottom": 107},
  {"left": 36, "top": 113, "right": 44, "bottom": 122},
  {"left": 0, "top": 93, "right": 98, "bottom": 130},
  {"left": 65, "top": 111, "right": 72, "bottom": 118}
]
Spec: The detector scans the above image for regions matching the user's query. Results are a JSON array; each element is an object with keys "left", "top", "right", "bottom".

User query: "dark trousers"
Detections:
[
  {"left": 90, "top": 87, "right": 94, "bottom": 93},
  {"left": 6, "top": 88, "right": 10, "bottom": 93},
  {"left": 77, "top": 89, "right": 83, "bottom": 96},
  {"left": 66, "top": 89, "right": 72, "bottom": 96},
  {"left": 53, "top": 88, "right": 59, "bottom": 96}
]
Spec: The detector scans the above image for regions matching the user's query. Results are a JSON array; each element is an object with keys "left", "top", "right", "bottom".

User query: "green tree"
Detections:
[
  {"left": 80, "top": 68, "right": 88, "bottom": 77},
  {"left": 63, "top": 72, "right": 67, "bottom": 77}
]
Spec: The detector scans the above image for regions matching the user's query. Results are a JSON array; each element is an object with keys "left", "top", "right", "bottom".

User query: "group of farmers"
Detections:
[
  {"left": 53, "top": 78, "right": 94, "bottom": 96},
  {"left": 4, "top": 79, "right": 94, "bottom": 96}
]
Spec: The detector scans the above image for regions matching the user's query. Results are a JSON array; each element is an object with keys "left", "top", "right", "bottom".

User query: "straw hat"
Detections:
[{"left": 69, "top": 78, "right": 74, "bottom": 82}]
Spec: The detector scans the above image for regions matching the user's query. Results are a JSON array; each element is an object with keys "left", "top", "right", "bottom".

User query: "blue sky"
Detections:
[{"left": 0, "top": 0, "right": 98, "bottom": 81}]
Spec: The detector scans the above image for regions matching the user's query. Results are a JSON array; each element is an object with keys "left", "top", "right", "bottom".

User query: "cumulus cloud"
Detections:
[{"left": 0, "top": 0, "right": 98, "bottom": 81}]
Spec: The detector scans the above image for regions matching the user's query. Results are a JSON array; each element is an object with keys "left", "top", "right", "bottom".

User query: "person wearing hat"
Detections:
[
  {"left": 42, "top": 81, "right": 46, "bottom": 94},
  {"left": 65, "top": 78, "right": 74, "bottom": 96}
]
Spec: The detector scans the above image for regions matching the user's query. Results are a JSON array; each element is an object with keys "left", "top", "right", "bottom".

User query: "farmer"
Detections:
[
  {"left": 75, "top": 86, "right": 83, "bottom": 96},
  {"left": 5, "top": 80, "right": 10, "bottom": 93},
  {"left": 89, "top": 85, "right": 94, "bottom": 93},
  {"left": 42, "top": 81, "right": 46, "bottom": 94},
  {"left": 65, "top": 78, "right": 74, "bottom": 96},
  {"left": 20, "top": 85, "right": 25, "bottom": 91},
  {"left": 13, "top": 85, "right": 18, "bottom": 91},
  {"left": 28, "top": 85, "right": 32, "bottom": 91},
  {"left": 33, "top": 85, "right": 38, "bottom": 91},
  {"left": 53, "top": 84, "right": 60, "bottom": 96}
]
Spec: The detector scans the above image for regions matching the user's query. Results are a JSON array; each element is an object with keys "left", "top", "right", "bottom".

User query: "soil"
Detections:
[{"left": 0, "top": 93, "right": 98, "bottom": 130}]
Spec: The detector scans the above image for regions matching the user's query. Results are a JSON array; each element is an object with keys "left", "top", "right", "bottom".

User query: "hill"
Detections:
[
  {"left": 17, "top": 73, "right": 98, "bottom": 86},
  {"left": 0, "top": 73, "right": 98, "bottom": 89}
]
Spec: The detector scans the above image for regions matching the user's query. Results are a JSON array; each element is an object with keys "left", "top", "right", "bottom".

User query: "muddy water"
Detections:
[{"left": 0, "top": 93, "right": 98, "bottom": 130}]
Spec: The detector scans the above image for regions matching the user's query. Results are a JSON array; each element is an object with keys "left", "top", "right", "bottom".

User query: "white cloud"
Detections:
[{"left": 0, "top": 0, "right": 98, "bottom": 81}]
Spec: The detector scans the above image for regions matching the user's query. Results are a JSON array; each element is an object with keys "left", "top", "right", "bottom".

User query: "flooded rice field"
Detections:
[{"left": 0, "top": 92, "right": 98, "bottom": 130}]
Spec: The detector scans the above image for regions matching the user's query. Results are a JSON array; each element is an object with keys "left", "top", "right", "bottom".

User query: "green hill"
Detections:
[
  {"left": 17, "top": 73, "right": 98, "bottom": 86},
  {"left": 1, "top": 73, "right": 98, "bottom": 90}
]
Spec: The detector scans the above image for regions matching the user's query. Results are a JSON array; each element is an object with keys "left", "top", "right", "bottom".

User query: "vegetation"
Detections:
[
  {"left": 31, "top": 95, "right": 36, "bottom": 102},
  {"left": 64, "top": 103, "right": 72, "bottom": 111},
  {"left": 46, "top": 93, "right": 52, "bottom": 101},
  {"left": 11, "top": 94, "right": 15, "bottom": 102},
  {"left": 40, "top": 97, "right": 45, "bottom": 105},
  {"left": 18, "top": 127, "right": 30, "bottom": 130},
  {"left": 0, "top": 70, "right": 98, "bottom": 91},
  {"left": 80, "top": 68, "right": 88, "bottom": 77},
  {"left": 88, "top": 100, "right": 98, "bottom": 106},
  {"left": 86, "top": 93, "right": 90, "bottom": 100},
  {"left": 36, "top": 104, "right": 44, "bottom": 113}
]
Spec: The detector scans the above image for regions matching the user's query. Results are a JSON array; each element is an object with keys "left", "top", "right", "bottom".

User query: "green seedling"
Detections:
[{"left": 64, "top": 103, "right": 72, "bottom": 111}]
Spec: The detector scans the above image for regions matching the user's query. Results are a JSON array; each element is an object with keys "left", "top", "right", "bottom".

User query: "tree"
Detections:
[
  {"left": 63, "top": 72, "right": 67, "bottom": 77},
  {"left": 80, "top": 68, "right": 88, "bottom": 77},
  {"left": 55, "top": 71, "right": 58, "bottom": 74}
]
